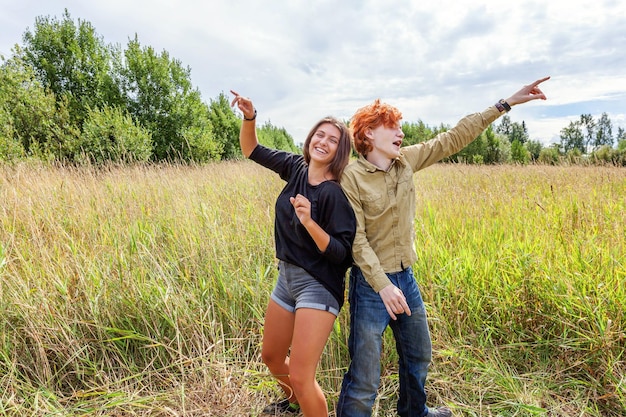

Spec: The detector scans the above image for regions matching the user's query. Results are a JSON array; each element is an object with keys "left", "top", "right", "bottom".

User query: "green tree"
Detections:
[
  {"left": 21, "top": 9, "right": 121, "bottom": 126},
  {"left": 454, "top": 130, "right": 486, "bottom": 164},
  {"left": 560, "top": 121, "right": 585, "bottom": 153},
  {"left": 538, "top": 145, "right": 561, "bottom": 165},
  {"left": 401, "top": 120, "right": 435, "bottom": 146},
  {"left": 510, "top": 139, "right": 530, "bottom": 164},
  {"left": 77, "top": 105, "right": 152, "bottom": 164},
  {"left": 0, "top": 50, "right": 78, "bottom": 161},
  {"left": 207, "top": 92, "right": 241, "bottom": 159},
  {"left": 0, "top": 106, "right": 23, "bottom": 161},
  {"left": 614, "top": 128, "right": 626, "bottom": 155},
  {"left": 496, "top": 115, "right": 528, "bottom": 144},
  {"left": 525, "top": 139, "right": 543, "bottom": 162},
  {"left": 119, "top": 37, "right": 214, "bottom": 161},
  {"left": 483, "top": 125, "right": 503, "bottom": 164},
  {"left": 180, "top": 105, "right": 222, "bottom": 162},
  {"left": 579, "top": 114, "right": 596, "bottom": 152},
  {"left": 594, "top": 112, "right": 613, "bottom": 148},
  {"left": 495, "top": 115, "right": 512, "bottom": 136},
  {"left": 258, "top": 121, "right": 298, "bottom": 153},
  {"left": 510, "top": 120, "right": 529, "bottom": 144}
]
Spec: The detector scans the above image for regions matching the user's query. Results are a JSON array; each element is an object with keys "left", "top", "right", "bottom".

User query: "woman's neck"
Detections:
[{"left": 308, "top": 163, "right": 333, "bottom": 185}]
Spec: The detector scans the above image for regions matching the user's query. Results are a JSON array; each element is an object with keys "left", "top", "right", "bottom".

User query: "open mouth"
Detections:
[{"left": 393, "top": 140, "right": 402, "bottom": 147}]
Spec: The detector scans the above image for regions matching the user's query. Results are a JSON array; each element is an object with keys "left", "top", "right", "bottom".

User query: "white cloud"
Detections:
[{"left": 1, "top": 0, "right": 625, "bottom": 145}]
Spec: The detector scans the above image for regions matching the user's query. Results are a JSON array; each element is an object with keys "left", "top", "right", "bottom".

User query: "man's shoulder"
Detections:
[
  {"left": 344, "top": 159, "right": 360, "bottom": 172},
  {"left": 341, "top": 159, "right": 367, "bottom": 182},
  {"left": 345, "top": 157, "right": 372, "bottom": 173}
]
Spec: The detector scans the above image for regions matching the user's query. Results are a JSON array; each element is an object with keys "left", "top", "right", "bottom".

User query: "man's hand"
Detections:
[
  {"left": 505, "top": 76, "right": 550, "bottom": 106},
  {"left": 379, "top": 284, "right": 412, "bottom": 320}
]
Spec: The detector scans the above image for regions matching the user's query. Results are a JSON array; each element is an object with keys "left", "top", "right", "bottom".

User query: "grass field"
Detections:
[{"left": 0, "top": 161, "right": 624, "bottom": 416}]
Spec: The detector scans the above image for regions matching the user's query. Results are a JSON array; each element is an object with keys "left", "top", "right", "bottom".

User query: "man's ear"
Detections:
[{"left": 364, "top": 127, "right": 374, "bottom": 140}]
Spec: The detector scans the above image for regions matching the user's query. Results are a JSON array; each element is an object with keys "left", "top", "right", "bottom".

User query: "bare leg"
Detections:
[
  {"left": 289, "top": 307, "right": 336, "bottom": 417},
  {"left": 261, "top": 300, "right": 297, "bottom": 403}
]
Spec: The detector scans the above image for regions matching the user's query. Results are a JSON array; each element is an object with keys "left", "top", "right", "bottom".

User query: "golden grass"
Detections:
[{"left": 0, "top": 161, "right": 624, "bottom": 416}]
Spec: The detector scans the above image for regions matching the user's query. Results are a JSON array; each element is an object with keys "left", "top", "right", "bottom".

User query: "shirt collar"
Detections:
[{"left": 357, "top": 153, "right": 406, "bottom": 172}]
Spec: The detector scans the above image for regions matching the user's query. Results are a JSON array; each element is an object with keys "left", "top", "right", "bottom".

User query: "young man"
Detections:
[{"left": 337, "top": 77, "right": 550, "bottom": 417}]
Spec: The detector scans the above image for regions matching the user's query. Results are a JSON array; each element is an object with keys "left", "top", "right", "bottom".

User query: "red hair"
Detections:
[{"left": 351, "top": 99, "right": 403, "bottom": 156}]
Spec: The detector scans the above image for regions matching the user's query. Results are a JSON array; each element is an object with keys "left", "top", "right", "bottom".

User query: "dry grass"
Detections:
[{"left": 1, "top": 161, "right": 624, "bottom": 416}]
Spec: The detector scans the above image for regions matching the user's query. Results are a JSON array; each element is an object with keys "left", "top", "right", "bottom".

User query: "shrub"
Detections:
[
  {"left": 77, "top": 106, "right": 152, "bottom": 164},
  {"left": 0, "top": 107, "right": 24, "bottom": 161},
  {"left": 538, "top": 147, "right": 560, "bottom": 165}
]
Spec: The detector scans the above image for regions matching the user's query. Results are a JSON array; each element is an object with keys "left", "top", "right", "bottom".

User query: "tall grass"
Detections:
[{"left": 0, "top": 161, "right": 624, "bottom": 416}]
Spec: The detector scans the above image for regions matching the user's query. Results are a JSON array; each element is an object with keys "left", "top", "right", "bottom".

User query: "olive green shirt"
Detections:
[{"left": 341, "top": 106, "right": 502, "bottom": 292}]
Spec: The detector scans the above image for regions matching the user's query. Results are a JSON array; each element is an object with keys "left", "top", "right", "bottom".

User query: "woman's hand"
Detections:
[
  {"left": 230, "top": 90, "right": 255, "bottom": 120},
  {"left": 290, "top": 194, "right": 312, "bottom": 226}
]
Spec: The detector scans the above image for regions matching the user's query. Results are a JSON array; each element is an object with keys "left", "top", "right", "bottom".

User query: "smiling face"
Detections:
[
  {"left": 306, "top": 122, "right": 341, "bottom": 166},
  {"left": 302, "top": 117, "right": 352, "bottom": 181}
]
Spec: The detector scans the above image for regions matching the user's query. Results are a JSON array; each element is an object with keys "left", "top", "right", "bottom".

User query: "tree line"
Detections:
[
  {"left": 0, "top": 10, "right": 297, "bottom": 164},
  {"left": 1, "top": 10, "right": 625, "bottom": 166}
]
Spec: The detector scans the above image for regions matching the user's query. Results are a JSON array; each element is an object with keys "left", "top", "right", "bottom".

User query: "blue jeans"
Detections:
[{"left": 337, "top": 266, "right": 433, "bottom": 417}]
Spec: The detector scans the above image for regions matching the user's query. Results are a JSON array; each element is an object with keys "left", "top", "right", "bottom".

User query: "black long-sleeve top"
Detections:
[{"left": 249, "top": 144, "right": 356, "bottom": 308}]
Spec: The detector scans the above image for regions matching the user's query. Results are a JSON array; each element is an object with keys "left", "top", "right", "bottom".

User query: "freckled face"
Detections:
[{"left": 368, "top": 122, "right": 405, "bottom": 160}]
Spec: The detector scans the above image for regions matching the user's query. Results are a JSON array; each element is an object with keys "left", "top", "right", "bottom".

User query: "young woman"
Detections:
[{"left": 230, "top": 90, "right": 356, "bottom": 417}]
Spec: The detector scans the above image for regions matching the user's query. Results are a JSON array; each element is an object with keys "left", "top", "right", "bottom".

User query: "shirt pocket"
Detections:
[{"left": 361, "top": 190, "right": 386, "bottom": 217}]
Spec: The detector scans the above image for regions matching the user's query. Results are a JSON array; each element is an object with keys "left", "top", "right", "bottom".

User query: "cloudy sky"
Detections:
[{"left": 2, "top": 0, "right": 625, "bottom": 145}]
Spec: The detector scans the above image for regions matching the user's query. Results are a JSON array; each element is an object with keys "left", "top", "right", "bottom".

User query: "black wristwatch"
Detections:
[{"left": 495, "top": 99, "right": 511, "bottom": 113}]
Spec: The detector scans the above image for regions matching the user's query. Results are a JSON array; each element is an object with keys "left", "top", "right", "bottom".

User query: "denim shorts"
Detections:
[{"left": 270, "top": 260, "right": 340, "bottom": 316}]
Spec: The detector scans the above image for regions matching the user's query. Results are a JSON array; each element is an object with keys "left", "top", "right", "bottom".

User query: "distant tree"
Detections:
[
  {"left": 510, "top": 120, "right": 529, "bottom": 144},
  {"left": 0, "top": 106, "right": 23, "bottom": 161},
  {"left": 538, "top": 145, "right": 560, "bottom": 165},
  {"left": 495, "top": 115, "right": 528, "bottom": 144},
  {"left": 207, "top": 92, "right": 241, "bottom": 159},
  {"left": 119, "top": 37, "right": 214, "bottom": 161},
  {"left": 179, "top": 104, "right": 222, "bottom": 162},
  {"left": 579, "top": 114, "right": 596, "bottom": 152},
  {"left": 495, "top": 115, "right": 512, "bottom": 136},
  {"left": 483, "top": 125, "right": 503, "bottom": 164},
  {"left": 565, "top": 148, "right": 583, "bottom": 165},
  {"left": 510, "top": 139, "right": 530, "bottom": 164},
  {"left": 0, "top": 50, "right": 78, "bottom": 160},
  {"left": 257, "top": 121, "right": 298, "bottom": 153},
  {"left": 402, "top": 120, "right": 435, "bottom": 146},
  {"left": 560, "top": 121, "right": 585, "bottom": 153},
  {"left": 594, "top": 112, "right": 613, "bottom": 148},
  {"left": 615, "top": 128, "right": 626, "bottom": 154},
  {"left": 451, "top": 129, "right": 486, "bottom": 164},
  {"left": 525, "top": 139, "right": 543, "bottom": 162},
  {"left": 77, "top": 105, "right": 152, "bottom": 164},
  {"left": 590, "top": 145, "right": 626, "bottom": 166},
  {"left": 21, "top": 9, "right": 122, "bottom": 126}
]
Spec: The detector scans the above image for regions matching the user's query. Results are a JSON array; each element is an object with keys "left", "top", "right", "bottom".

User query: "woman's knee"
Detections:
[
  {"left": 288, "top": 366, "right": 316, "bottom": 395},
  {"left": 261, "top": 346, "right": 285, "bottom": 370}
]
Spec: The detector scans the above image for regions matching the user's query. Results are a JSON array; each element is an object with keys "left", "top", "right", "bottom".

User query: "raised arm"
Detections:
[{"left": 230, "top": 90, "right": 258, "bottom": 158}]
